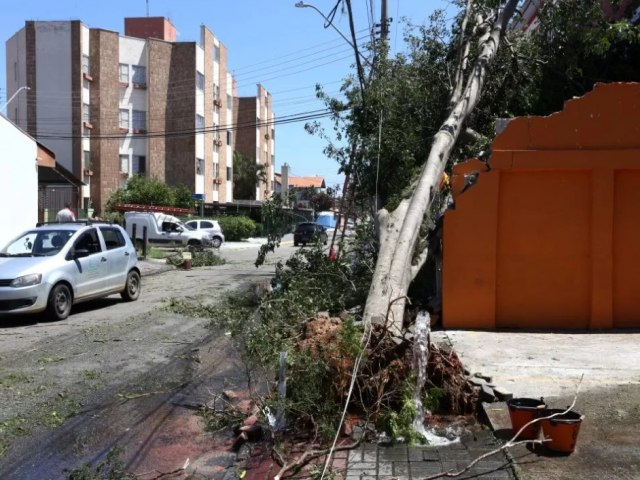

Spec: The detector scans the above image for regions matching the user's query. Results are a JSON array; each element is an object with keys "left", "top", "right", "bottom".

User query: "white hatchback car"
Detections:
[
  {"left": 0, "top": 222, "right": 140, "bottom": 321},
  {"left": 184, "top": 219, "right": 225, "bottom": 248}
]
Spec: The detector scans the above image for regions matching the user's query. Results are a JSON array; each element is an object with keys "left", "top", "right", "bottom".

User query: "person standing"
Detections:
[{"left": 56, "top": 202, "right": 76, "bottom": 222}]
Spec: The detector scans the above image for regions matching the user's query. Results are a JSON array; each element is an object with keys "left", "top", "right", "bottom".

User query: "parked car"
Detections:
[
  {"left": 124, "top": 212, "right": 213, "bottom": 248},
  {"left": 183, "top": 219, "right": 225, "bottom": 248},
  {"left": 0, "top": 222, "right": 140, "bottom": 321},
  {"left": 293, "top": 222, "right": 328, "bottom": 246}
]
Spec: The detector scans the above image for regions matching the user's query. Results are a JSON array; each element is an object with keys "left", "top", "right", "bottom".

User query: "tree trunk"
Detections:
[{"left": 363, "top": 0, "right": 519, "bottom": 335}]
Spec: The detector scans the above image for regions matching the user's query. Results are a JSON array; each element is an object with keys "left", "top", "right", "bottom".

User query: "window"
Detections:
[
  {"left": 119, "top": 63, "right": 129, "bottom": 83},
  {"left": 196, "top": 71, "right": 205, "bottom": 91},
  {"left": 196, "top": 157, "right": 204, "bottom": 175},
  {"left": 271, "top": 128, "right": 275, "bottom": 140},
  {"left": 196, "top": 114, "right": 205, "bottom": 130},
  {"left": 214, "top": 84, "right": 220, "bottom": 99},
  {"left": 214, "top": 44, "right": 220, "bottom": 62},
  {"left": 132, "top": 110, "right": 146, "bottom": 131},
  {"left": 120, "top": 155, "right": 129, "bottom": 173},
  {"left": 82, "top": 103, "right": 91, "bottom": 123},
  {"left": 82, "top": 54, "right": 90, "bottom": 75},
  {"left": 227, "top": 130, "right": 232, "bottom": 146},
  {"left": 213, "top": 162, "right": 220, "bottom": 178},
  {"left": 201, "top": 221, "right": 214, "bottom": 229},
  {"left": 226, "top": 166, "right": 232, "bottom": 180},
  {"left": 132, "top": 65, "right": 146, "bottom": 85},
  {"left": 99, "top": 227, "right": 126, "bottom": 250},
  {"left": 75, "top": 229, "right": 101, "bottom": 255},
  {"left": 83, "top": 150, "right": 91, "bottom": 169},
  {"left": 132, "top": 155, "right": 146, "bottom": 174},
  {"left": 119, "top": 109, "right": 130, "bottom": 129},
  {"left": 227, "top": 94, "right": 232, "bottom": 110}
]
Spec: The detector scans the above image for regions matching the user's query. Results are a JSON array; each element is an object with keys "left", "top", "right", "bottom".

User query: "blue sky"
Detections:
[{"left": 1, "top": 0, "right": 444, "bottom": 190}]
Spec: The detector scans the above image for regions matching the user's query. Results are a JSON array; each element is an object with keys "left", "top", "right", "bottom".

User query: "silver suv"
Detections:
[{"left": 0, "top": 222, "right": 140, "bottom": 321}]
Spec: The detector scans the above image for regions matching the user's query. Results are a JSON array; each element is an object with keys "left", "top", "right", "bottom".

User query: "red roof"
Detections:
[{"left": 288, "top": 176, "right": 326, "bottom": 188}]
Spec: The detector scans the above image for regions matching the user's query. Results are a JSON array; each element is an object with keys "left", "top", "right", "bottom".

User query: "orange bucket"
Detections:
[
  {"left": 541, "top": 409, "right": 584, "bottom": 454},
  {"left": 507, "top": 397, "right": 546, "bottom": 440}
]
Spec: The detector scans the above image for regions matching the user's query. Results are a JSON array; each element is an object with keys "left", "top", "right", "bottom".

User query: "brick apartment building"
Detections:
[
  {"left": 234, "top": 84, "right": 275, "bottom": 201},
  {"left": 5, "top": 17, "right": 275, "bottom": 213}
]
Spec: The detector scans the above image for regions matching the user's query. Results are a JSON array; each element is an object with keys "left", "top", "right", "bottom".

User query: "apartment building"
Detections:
[
  {"left": 234, "top": 84, "right": 275, "bottom": 201},
  {"left": 5, "top": 17, "right": 254, "bottom": 213}
]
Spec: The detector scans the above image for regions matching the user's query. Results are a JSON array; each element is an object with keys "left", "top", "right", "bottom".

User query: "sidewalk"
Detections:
[{"left": 237, "top": 429, "right": 516, "bottom": 480}]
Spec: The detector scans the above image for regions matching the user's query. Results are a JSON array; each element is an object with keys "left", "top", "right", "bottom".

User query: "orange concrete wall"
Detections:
[{"left": 443, "top": 83, "right": 640, "bottom": 329}]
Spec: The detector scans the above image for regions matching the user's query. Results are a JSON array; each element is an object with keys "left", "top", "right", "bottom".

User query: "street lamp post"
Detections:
[
  {"left": 294, "top": 1, "right": 368, "bottom": 65},
  {"left": 0, "top": 86, "right": 30, "bottom": 114}
]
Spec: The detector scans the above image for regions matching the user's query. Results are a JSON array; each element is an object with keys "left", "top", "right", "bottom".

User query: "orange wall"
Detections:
[{"left": 443, "top": 83, "right": 640, "bottom": 329}]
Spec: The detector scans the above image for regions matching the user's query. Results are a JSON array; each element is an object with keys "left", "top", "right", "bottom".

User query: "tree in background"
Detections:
[
  {"left": 233, "top": 151, "right": 267, "bottom": 200},
  {"left": 105, "top": 175, "right": 193, "bottom": 213}
]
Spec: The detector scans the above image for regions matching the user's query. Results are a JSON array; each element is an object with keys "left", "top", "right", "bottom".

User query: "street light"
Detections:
[
  {"left": 0, "top": 86, "right": 30, "bottom": 114},
  {"left": 295, "top": 1, "right": 368, "bottom": 64}
]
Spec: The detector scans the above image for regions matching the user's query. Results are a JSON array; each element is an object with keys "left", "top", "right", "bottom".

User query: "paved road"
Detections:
[{"left": 0, "top": 241, "right": 297, "bottom": 478}]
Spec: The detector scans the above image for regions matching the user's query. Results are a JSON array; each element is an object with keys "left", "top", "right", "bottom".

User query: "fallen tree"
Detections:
[{"left": 363, "top": 0, "right": 519, "bottom": 335}]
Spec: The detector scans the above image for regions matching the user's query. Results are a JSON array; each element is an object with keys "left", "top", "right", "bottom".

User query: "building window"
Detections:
[
  {"left": 196, "top": 71, "right": 205, "bottom": 91},
  {"left": 271, "top": 154, "right": 275, "bottom": 167},
  {"left": 196, "top": 158, "right": 204, "bottom": 175},
  {"left": 196, "top": 114, "right": 205, "bottom": 130},
  {"left": 226, "top": 166, "right": 232, "bottom": 180},
  {"left": 119, "top": 109, "right": 129, "bottom": 129},
  {"left": 120, "top": 154, "right": 129, "bottom": 173},
  {"left": 132, "top": 110, "right": 146, "bottom": 131},
  {"left": 132, "top": 155, "right": 146, "bottom": 174},
  {"left": 271, "top": 128, "right": 275, "bottom": 140},
  {"left": 83, "top": 150, "right": 91, "bottom": 169},
  {"left": 227, "top": 94, "right": 232, "bottom": 110},
  {"left": 119, "top": 63, "right": 129, "bottom": 83},
  {"left": 82, "top": 54, "right": 90, "bottom": 75},
  {"left": 132, "top": 65, "right": 146, "bottom": 85},
  {"left": 213, "top": 162, "right": 220, "bottom": 178},
  {"left": 82, "top": 103, "right": 91, "bottom": 123},
  {"left": 227, "top": 130, "right": 232, "bottom": 146},
  {"left": 214, "top": 44, "right": 220, "bottom": 62}
]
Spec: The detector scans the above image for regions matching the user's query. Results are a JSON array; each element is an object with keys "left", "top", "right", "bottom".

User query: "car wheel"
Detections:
[
  {"left": 121, "top": 270, "right": 141, "bottom": 302},
  {"left": 211, "top": 237, "right": 222, "bottom": 248},
  {"left": 45, "top": 283, "right": 72, "bottom": 321},
  {"left": 187, "top": 239, "right": 201, "bottom": 247}
]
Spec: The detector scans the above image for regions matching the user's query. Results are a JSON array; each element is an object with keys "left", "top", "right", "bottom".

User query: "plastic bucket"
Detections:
[
  {"left": 541, "top": 409, "right": 584, "bottom": 453},
  {"left": 507, "top": 397, "right": 546, "bottom": 440}
]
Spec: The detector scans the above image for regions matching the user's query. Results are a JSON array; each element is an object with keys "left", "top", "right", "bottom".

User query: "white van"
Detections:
[{"left": 124, "top": 212, "right": 213, "bottom": 247}]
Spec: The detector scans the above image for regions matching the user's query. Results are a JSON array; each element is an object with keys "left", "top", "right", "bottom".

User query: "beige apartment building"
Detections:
[{"left": 6, "top": 17, "right": 275, "bottom": 213}]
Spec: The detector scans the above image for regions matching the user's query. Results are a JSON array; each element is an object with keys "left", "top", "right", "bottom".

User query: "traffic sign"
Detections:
[{"left": 191, "top": 193, "right": 205, "bottom": 200}]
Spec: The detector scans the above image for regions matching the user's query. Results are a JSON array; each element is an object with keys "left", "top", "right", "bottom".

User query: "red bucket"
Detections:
[
  {"left": 507, "top": 397, "right": 546, "bottom": 440},
  {"left": 541, "top": 409, "right": 584, "bottom": 454}
]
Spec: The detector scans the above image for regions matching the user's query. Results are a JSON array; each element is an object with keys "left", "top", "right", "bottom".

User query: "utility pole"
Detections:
[{"left": 380, "top": 0, "right": 388, "bottom": 39}]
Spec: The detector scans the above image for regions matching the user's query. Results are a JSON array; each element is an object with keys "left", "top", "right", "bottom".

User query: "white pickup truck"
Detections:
[{"left": 124, "top": 212, "right": 213, "bottom": 247}]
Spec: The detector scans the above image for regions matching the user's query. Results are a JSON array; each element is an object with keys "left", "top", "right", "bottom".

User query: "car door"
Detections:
[
  {"left": 98, "top": 226, "right": 131, "bottom": 290},
  {"left": 70, "top": 228, "right": 107, "bottom": 299}
]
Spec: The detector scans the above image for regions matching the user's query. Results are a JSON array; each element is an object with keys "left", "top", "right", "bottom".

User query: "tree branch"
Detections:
[{"left": 272, "top": 441, "right": 361, "bottom": 480}]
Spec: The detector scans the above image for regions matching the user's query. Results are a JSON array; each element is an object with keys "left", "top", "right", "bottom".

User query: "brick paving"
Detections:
[{"left": 236, "top": 429, "right": 516, "bottom": 480}]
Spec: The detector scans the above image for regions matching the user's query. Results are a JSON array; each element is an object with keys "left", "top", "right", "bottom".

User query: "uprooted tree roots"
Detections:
[{"left": 289, "top": 312, "right": 478, "bottom": 439}]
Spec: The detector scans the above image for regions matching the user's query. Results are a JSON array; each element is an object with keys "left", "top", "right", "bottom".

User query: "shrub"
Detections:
[{"left": 217, "top": 216, "right": 256, "bottom": 241}]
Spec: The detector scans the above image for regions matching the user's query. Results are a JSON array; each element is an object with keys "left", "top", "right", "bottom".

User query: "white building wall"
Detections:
[
  {"left": 35, "top": 21, "right": 73, "bottom": 172},
  {"left": 118, "top": 37, "right": 148, "bottom": 174},
  {"left": 195, "top": 45, "right": 205, "bottom": 194},
  {"left": 225, "top": 72, "right": 233, "bottom": 203},
  {"left": 5, "top": 29, "right": 28, "bottom": 127},
  {"left": 0, "top": 115, "right": 38, "bottom": 248},
  {"left": 81, "top": 25, "right": 91, "bottom": 200}
]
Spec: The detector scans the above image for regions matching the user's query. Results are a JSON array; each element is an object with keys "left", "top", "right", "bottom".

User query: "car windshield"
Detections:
[
  {"left": 182, "top": 222, "right": 195, "bottom": 231},
  {"left": 0, "top": 230, "right": 74, "bottom": 257}
]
